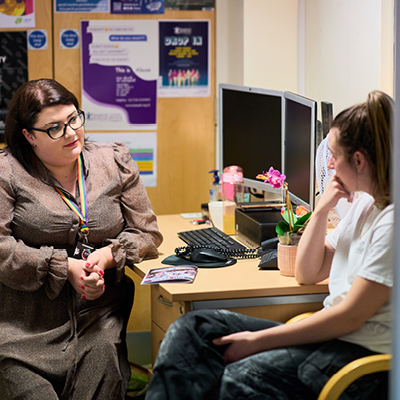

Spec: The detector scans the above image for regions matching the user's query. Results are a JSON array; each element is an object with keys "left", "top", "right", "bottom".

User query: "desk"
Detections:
[{"left": 133, "top": 215, "right": 329, "bottom": 364}]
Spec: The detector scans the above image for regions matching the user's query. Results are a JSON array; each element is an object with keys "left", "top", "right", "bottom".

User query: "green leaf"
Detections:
[
  {"left": 296, "top": 211, "right": 312, "bottom": 225},
  {"left": 291, "top": 212, "right": 312, "bottom": 233},
  {"left": 292, "top": 224, "right": 303, "bottom": 233},
  {"left": 281, "top": 208, "right": 298, "bottom": 225},
  {"left": 275, "top": 220, "right": 290, "bottom": 236}
]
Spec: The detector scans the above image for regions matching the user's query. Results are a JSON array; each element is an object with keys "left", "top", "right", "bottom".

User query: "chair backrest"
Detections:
[{"left": 285, "top": 312, "right": 390, "bottom": 400}]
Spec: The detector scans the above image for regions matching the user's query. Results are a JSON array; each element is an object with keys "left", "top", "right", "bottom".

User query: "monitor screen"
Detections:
[
  {"left": 219, "top": 84, "right": 284, "bottom": 195},
  {"left": 284, "top": 92, "right": 317, "bottom": 211}
]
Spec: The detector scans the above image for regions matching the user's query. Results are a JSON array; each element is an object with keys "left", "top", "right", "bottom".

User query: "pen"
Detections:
[{"left": 191, "top": 219, "right": 209, "bottom": 225}]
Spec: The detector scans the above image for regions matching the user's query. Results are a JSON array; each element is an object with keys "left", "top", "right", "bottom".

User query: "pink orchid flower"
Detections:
[{"left": 258, "top": 167, "right": 286, "bottom": 188}]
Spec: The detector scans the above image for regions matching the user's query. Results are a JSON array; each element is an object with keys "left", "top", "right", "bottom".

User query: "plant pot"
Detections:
[
  {"left": 277, "top": 243, "right": 297, "bottom": 277},
  {"left": 278, "top": 232, "right": 301, "bottom": 246}
]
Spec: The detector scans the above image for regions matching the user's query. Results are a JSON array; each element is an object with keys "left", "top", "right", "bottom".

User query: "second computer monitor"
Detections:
[
  {"left": 284, "top": 92, "right": 317, "bottom": 211},
  {"left": 219, "top": 84, "right": 317, "bottom": 211}
]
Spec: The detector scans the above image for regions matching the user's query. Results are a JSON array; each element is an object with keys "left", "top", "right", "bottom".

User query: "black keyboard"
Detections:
[{"left": 177, "top": 227, "right": 246, "bottom": 250}]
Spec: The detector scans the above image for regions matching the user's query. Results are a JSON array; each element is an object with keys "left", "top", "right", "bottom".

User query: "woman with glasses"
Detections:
[{"left": 0, "top": 79, "right": 163, "bottom": 399}]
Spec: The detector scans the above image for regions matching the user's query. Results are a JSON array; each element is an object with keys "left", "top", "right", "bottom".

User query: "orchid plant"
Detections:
[{"left": 256, "top": 167, "right": 312, "bottom": 240}]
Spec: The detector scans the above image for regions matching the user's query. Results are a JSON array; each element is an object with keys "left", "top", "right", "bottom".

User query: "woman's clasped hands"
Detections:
[
  {"left": 67, "top": 257, "right": 104, "bottom": 300},
  {"left": 68, "top": 246, "right": 117, "bottom": 300},
  {"left": 80, "top": 261, "right": 105, "bottom": 300}
]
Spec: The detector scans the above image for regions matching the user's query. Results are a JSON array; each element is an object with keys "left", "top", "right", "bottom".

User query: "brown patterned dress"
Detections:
[{"left": 0, "top": 141, "right": 163, "bottom": 400}]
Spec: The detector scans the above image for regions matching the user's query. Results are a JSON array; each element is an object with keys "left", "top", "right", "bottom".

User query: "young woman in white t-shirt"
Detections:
[{"left": 146, "top": 91, "right": 393, "bottom": 400}]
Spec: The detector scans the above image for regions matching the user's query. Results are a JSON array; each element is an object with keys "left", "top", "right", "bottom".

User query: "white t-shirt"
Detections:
[{"left": 325, "top": 193, "right": 394, "bottom": 354}]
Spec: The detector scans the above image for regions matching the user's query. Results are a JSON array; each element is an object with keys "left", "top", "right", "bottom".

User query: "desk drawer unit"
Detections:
[
  {"left": 151, "top": 286, "right": 190, "bottom": 332},
  {"left": 150, "top": 288, "right": 327, "bottom": 364},
  {"left": 151, "top": 321, "right": 165, "bottom": 363}
]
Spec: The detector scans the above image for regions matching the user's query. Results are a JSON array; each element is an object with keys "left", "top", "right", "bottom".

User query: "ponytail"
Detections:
[{"left": 330, "top": 90, "right": 393, "bottom": 207}]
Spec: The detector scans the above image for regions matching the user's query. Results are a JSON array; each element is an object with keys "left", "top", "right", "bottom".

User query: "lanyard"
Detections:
[{"left": 54, "top": 154, "right": 89, "bottom": 241}]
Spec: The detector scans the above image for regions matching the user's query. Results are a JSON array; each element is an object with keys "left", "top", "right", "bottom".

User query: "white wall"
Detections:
[
  {"left": 216, "top": 0, "right": 298, "bottom": 91},
  {"left": 215, "top": 0, "right": 299, "bottom": 168},
  {"left": 304, "top": 0, "right": 393, "bottom": 117},
  {"left": 243, "top": 0, "right": 298, "bottom": 92},
  {"left": 215, "top": 0, "right": 244, "bottom": 86},
  {"left": 380, "top": 0, "right": 395, "bottom": 96},
  {"left": 216, "top": 0, "right": 394, "bottom": 120}
]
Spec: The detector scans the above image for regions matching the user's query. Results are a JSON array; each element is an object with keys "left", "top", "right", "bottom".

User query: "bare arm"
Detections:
[
  {"left": 295, "top": 212, "right": 334, "bottom": 284},
  {"left": 214, "top": 276, "right": 390, "bottom": 363},
  {"left": 295, "top": 174, "right": 353, "bottom": 284}
]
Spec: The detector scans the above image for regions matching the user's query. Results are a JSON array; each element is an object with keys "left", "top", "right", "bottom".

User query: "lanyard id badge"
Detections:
[
  {"left": 73, "top": 241, "right": 95, "bottom": 260},
  {"left": 55, "top": 154, "right": 95, "bottom": 260}
]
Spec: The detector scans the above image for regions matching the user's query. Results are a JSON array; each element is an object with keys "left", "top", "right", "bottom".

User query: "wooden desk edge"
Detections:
[
  {"left": 131, "top": 214, "right": 329, "bottom": 303},
  {"left": 132, "top": 264, "right": 328, "bottom": 303}
]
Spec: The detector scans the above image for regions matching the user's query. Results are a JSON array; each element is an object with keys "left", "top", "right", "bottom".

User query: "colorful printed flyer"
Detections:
[
  {"left": 86, "top": 132, "right": 157, "bottom": 187},
  {"left": 81, "top": 20, "right": 158, "bottom": 130},
  {"left": 111, "top": 0, "right": 165, "bottom": 14},
  {"left": 0, "top": 0, "right": 35, "bottom": 28},
  {"left": 55, "top": 0, "right": 109, "bottom": 13},
  {"left": 158, "top": 20, "right": 210, "bottom": 97},
  {"left": 141, "top": 265, "right": 198, "bottom": 284}
]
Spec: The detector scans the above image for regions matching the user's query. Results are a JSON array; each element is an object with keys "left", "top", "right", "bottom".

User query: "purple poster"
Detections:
[
  {"left": 158, "top": 20, "right": 210, "bottom": 97},
  {"left": 81, "top": 20, "right": 158, "bottom": 130}
]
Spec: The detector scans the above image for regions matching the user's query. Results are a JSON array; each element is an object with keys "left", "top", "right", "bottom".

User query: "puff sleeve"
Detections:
[
  {"left": 0, "top": 152, "right": 69, "bottom": 300},
  {"left": 103, "top": 143, "right": 163, "bottom": 281}
]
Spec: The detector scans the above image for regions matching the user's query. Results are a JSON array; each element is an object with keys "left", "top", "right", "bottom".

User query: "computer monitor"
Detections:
[
  {"left": 321, "top": 101, "right": 333, "bottom": 138},
  {"left": 284, "top": 92, "right": 317, "bottom": 211},
  {"left": 219, "top": 84, "right": 285, "bottom": 197}
]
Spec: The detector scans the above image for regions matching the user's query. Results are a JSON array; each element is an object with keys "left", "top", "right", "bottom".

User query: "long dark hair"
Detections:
[
  {"left": 330, "top": 91, "right": 393, "bottom": 207},
  {"left": 4, "top": 79, "right": 80, "bottom": 173}
]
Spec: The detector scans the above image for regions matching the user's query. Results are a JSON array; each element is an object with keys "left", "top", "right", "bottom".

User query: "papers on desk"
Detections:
[
  {"left": 141, "top": 265, "right": 198, "bottom": 285},
  {"left": 180, "top": 212, "right": 202, "bottom": 219}
]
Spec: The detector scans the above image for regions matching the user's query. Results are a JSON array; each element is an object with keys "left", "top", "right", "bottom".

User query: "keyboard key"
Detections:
[{"left": 178, "top": 227, "right": 246, "bottom": 250}]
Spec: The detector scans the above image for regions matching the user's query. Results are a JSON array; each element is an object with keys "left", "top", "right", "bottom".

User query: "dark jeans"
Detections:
[{"left": 146, "top": 309, "right": 387, "bottom": 400}]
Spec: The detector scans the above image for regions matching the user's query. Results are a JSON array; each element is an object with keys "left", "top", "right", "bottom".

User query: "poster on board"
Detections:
[
  {"left": 81, "top": 20, "right": 158, "bottom": 130},
  {"left": 165, "top": 0, "right": 214, "bottom": 10},
  {"left": 110, "top": 0, "right": 165, "bottom": 14},
  {"left": 55, "top": 0, "right": 109, "bottom": 13},
  {"left": 87, "top": 132, "right": 157, "bottom": 187},
  {"left": 0, "top": 0, "right": 35, "bottom": 28},
  {"left": 27, "top": 29, "right": 48, "bottom": 50},
  {"left": 0, "top": 32, "right": 28, "bottom": 138},
  {"left": 158, "top": 20, "right": 210, "bottom": 98}
]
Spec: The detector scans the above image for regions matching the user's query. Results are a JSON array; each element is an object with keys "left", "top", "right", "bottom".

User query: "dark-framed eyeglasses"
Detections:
[{"left": 30, "top": 110, "right": 85, "bottom": 140}]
